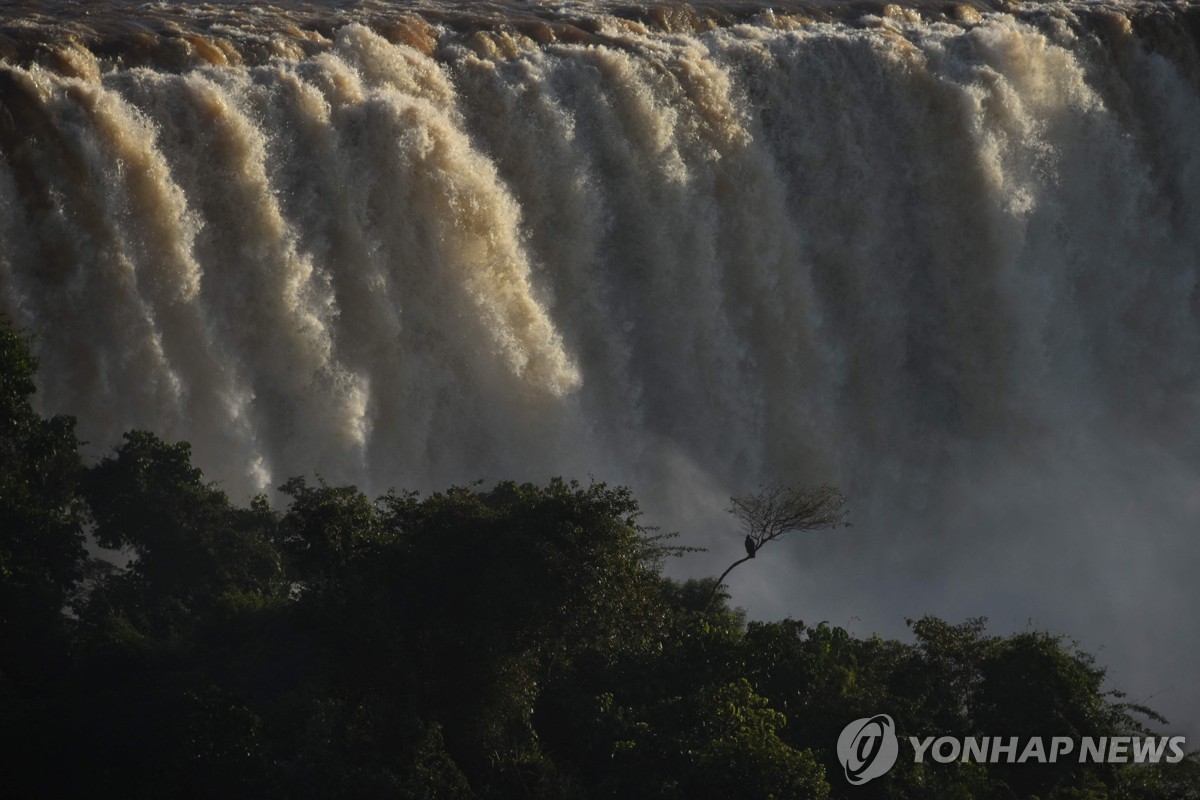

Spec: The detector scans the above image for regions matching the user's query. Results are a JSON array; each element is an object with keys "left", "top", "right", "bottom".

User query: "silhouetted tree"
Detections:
[{"left": 706, "top": 483, "right": 849, "bottom": 608}]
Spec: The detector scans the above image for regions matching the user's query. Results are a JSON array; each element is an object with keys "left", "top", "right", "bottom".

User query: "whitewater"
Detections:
[{"left": 2, "top": 0, "right": 1199, "bottom": 736}]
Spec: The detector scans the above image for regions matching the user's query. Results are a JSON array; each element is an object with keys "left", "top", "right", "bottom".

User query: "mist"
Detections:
[{"left": 2, "top": 0, "right": 1198, "bottom": 737}]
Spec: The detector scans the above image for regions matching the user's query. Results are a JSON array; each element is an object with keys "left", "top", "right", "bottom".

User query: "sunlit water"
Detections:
[{"left": 3, "top": 0, "right": 1199, "bottom": 737}]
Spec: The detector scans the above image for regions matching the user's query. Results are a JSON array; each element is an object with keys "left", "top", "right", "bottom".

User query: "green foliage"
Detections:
[
  {"left": 694, "top": 679, "right": 829, "bottom": 800},
  {"left": 0, "top": 322, "right": 89, "bottom": 799},
  {"left": 0, "top": 318, "right": 1189, "bottom": 799},
  {"left": 1111, "top": 751, "right": 1200, "bottom": 800},
  {"left": 589, "top": 676, "right": 829, "bottom": 799},
  {"left": 0, "top": 321, "right": 86, "bottom": 660},
  {"left": 276, "top": 476, "right": 383, "bottom": 592},
  {"left": 81, "top": 430, "right": 283, "bottom": 638}
]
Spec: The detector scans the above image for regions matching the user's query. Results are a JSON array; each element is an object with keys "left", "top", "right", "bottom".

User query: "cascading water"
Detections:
[{"left": 3, "top": 0, "right": 1199, "bottom": 735}]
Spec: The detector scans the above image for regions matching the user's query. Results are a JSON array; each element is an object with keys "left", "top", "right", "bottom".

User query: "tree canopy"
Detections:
[{"left": 1, "top": 321, "right": 1194, "bottom": 799}]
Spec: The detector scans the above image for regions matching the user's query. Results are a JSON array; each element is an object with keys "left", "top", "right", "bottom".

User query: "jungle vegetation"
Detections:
[{"left": 1, "top": 319, "right": 1196, "bottom": 799}]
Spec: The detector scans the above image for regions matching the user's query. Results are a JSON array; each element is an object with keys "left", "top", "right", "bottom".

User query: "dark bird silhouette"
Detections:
[{"left": 744, "top": 534, "right": 756, "bottom": 558}]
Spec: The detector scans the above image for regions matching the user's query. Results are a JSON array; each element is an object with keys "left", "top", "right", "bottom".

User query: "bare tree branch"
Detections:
[{"left": 705, "top": 483, "right": 849, "bottom": 610}]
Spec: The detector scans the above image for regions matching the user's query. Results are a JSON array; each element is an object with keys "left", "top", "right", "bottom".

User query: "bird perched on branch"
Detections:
[{"left": 705, "top": 483, "right": 849, "bottom": 610}]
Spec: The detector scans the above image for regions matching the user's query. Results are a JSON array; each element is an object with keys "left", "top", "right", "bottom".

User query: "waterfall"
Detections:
[{"left": 3, "top": 0, "right": 1199, "bottom": 734}]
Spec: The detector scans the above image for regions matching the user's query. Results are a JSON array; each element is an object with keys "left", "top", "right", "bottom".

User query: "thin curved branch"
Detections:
[
  {"left": 704, "top": 554, "right": 756, "bottom": 610},
  {"left": 704, "top": 482, "right": 849, "bottom": 610}
]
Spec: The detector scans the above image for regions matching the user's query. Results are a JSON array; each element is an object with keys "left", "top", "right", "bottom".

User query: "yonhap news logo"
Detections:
[
  {"left": 836, "top": 714, "right": 899, "bottom": 785},
  {"left": 835, "top": 714, "right": 1187, "bottom": 786}
]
